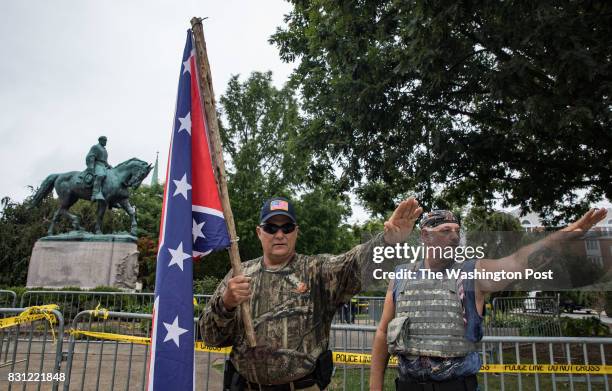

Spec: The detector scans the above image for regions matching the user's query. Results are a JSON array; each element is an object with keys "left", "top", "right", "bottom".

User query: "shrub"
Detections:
[
  {"left": 194, "top": 276, "right": 221, "bottom": 295},
  {"left": 561, "top": 316, "right": 610, "bottom": 337}
]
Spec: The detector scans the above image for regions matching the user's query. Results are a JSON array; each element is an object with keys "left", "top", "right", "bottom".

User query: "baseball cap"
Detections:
[
  {"left": 260, "top": 197, "right": 296, "bottom": 224},
  {"left": 420, "top": 210, "right": 460, "bottom": 228}
]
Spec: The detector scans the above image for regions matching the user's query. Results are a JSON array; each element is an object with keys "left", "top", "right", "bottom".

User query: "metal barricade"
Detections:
[
  {"left": 0, "top": 307, "right": 65, "bottom": 391},
  {"left": 3, "top": 305, "right": 600, "bottom": 391},
  {"left": 330, "top": 294, "right": 568, "bottom": 337},
  {"left": 20, "top": 291, "right": 156, "bottom": 323},
  {"left": 0, "top": 290, "right": 17, "bottom": 307},
  {"left": 63, "top": 310, "right": 153, "bottom": 391},
  {"left": 328, "top": 324, "right": 611, "bottom": 391},
  {"left": 19, "top": 291, "right": 213, "bottom": 323},
  {"left": 329, "top": 324, "right": 378, "bottom": 390},
  {"left": 488, "top": 296, "right": 562, "bottom": 336},
  {"left": 63, "top": 310, "right": 226, "bottom": 391},
  {"left": 333, "top": 296, "right": 385, "bottom": 326},
  {"left": 479, "top": 336, "right": 611, "bottom": 391}
]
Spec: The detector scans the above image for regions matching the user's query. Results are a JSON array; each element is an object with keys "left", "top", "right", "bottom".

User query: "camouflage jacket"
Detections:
[{"left": 200, "top": 233, "right": 386, "bottom": 385}]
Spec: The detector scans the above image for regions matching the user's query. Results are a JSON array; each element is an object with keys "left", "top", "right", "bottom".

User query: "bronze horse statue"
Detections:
[{"left": 32, "top": 158, "right": 153, "bottom": 236}]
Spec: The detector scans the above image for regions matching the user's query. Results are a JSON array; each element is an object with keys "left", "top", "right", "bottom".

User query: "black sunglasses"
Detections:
[{"left": 260, "top": 223, "right": 297, "bottom": 235}]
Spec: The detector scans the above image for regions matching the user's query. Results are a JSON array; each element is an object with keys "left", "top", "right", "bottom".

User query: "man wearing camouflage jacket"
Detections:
[{"left": 201, "top": 196, "right": 422, "bottom": 390}]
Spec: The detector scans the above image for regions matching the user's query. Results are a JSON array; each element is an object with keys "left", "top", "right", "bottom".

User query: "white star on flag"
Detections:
[
  {"left": 162, "top": 315, "right": 189, "bottom": 348},
  {"left": 182, "top": 49, "right": 195, "bottom": 74},
  {"left": 178, "top": 112, "right": 191, "bottom": 135},
  {"left": 172, "top": 173, "right": 192, "bottom": 200},
  {"left": 182, "top": 59, "right": 191, "bottom": 74},
  {"left": 192, "top": 219, "right": 206, "bottom": 243},
  {"left": 167, "top": 242, "right": 191, "bottom": 271}
]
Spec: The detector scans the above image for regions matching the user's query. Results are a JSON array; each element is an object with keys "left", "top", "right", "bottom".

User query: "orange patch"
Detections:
[{"left": 294, "top": 282, "right": 308, "bottom": 294}]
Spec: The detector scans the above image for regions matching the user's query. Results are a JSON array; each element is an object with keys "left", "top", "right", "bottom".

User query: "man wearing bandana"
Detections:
[{"left": 370, "top": 207, "right": 607, "bottom": 391}]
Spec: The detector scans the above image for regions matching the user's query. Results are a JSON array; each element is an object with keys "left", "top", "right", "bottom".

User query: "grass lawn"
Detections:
[
  {"left": 213, "top": 361, "right": 611, "bottom": 390},
  {"left": 328, "top": 367, "right": 610, "bottom": 391}
]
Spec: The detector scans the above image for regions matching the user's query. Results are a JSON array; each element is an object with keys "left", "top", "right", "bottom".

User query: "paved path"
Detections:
[
  {"left": 0, "top": 340, "right": 224, "bottom": 390},
  {"left": 560, "top": 310, "right": 612, "bottom": 325}
]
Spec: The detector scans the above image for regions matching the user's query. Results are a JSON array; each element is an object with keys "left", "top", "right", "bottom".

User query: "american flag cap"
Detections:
[{"left": 259, "top": 196, "right": 296, "bottom": 223}]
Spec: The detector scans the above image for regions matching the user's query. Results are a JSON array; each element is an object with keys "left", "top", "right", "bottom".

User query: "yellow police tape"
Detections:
[
  {"left": 479, "top": 363, "right": 612, "bottom": 374},
  {"left": 0, "top": 304, "right": 59, "bottom": 329},
  {"left": 89, "top": 303, "right": 109, "bottom": 319},
  {"left": 332, "top": 352, "right": 398, "bottom": 366},
  {"left": 70, "top": 330, "right": 151, "bottom": 346},
  {"left": 68, "top": 330, "right": 232, "bottom": 354},
  {"left": 0, "top": 313, "right": 48, "bottom": 329},
  {"left": 195, "top": 342, "right": 232, "bottom": 354},
  {"left": 332, "top": 353, "right": 612, "bottom": 374},
  {"left": 0, "top": 304, "right": 59, "bottom": 341},
  {"left": 64, "top": 330, "right": 612, "bottom": 374}
]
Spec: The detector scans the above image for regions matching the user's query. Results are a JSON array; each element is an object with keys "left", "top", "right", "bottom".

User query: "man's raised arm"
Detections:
[
  {"left": 476, "top": 208, "right": 607, "bottom": 293},
  {"left": 321, "top": 198, "right": 423, "bottom": 305}
]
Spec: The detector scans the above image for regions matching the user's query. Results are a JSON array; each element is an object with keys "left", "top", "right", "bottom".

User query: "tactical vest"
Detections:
[{"left": 387, "top": 262, "right": 476, "bottom": 358}]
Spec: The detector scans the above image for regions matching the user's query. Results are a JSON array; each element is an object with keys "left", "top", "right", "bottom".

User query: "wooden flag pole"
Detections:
[{"left": 190, "top": 17, "right": 257, "bottom": 347}]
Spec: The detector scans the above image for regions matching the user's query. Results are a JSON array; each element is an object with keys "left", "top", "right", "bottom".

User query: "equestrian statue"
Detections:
[{"left": 32, "top": 136, "right": 153, "bottom": 236}]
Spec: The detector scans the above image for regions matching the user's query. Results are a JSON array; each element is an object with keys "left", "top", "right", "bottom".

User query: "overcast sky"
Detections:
[{"left": 0, "top": 1, "right": 306, "bottom": 206}]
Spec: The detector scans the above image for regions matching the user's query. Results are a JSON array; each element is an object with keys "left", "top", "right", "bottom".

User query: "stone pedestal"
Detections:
[{"left": 27, "top": 232, "right": 139, "bottom": 289}]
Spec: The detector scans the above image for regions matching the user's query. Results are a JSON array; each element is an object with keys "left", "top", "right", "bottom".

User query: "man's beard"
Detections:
[
  {"left": 426, "top": 242, "right": 459, "bottom": 270},
  {"left": 427, "top": 257, "right": 454, "bottom": 271}
]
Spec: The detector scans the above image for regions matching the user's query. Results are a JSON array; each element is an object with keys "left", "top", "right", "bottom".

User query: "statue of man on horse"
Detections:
[{"left": 32, "top": 136, "right": 153, "bottom": 236}]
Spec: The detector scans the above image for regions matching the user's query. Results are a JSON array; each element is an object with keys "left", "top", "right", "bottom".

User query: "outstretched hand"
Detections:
[
  {"left": 383, "top": 197, "right": 423, "bottom": 244},
  {"left": 561, "top": 208, "right": 607, "bottom": 235}
]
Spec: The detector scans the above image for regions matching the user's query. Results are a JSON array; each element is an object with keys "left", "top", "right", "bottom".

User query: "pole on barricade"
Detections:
[
  {"left": 51, "top": 309, "right": 64, "bottom": 391},
  {"left": 189, "top": 17, "right": 257, "bottom": 347}
]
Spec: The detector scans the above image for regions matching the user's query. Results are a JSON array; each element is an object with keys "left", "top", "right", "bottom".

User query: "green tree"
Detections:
[
  {"left": 293, "top": 183, "right": 358, "bottom": 255},
  {"left": 463, "top": 206, "right": 525, "bottom": 259},
  {"left": 131, "top": 183, "right": 164, "bottom": 237},
  {"left": 199, "top": 71, "right": 357, "bottom": 280},
  {"left": 457, "top": 207, "right": 526, "bottom": 299},
  {"left": 0, "top": 195, "right": 57, "bottom": 285},
  {"left": 271, "top": 1, "right": 612, "bottom": 222},
  {"left": 220, "top": 71, "right": 307, "bottom": 262},
  {"left": 130, "top": 183, "right": 164, "bottom": 290}
]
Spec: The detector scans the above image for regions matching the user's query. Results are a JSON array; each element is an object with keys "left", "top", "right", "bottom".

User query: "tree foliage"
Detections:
[
  {"left": 211, "top": 71, "right": 359, "bottom": 270},
  {"left": 0, "top": 195, "right": 56, "bottom": 286},
  {"left": 462, "top": 206, "right": 524, "bottom": 260},
  {"left": 130, "top": 183, "right": 164, "bottom": 289},
  {"left": 271, "top": 0, "right": 612, "bottom": 222},
  {"left": 220, "top": 71, "right": 308, "bottom": 261}
]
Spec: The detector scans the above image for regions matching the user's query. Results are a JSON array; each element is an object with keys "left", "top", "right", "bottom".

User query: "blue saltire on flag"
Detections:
[{"left": 146, "top": 29, "right": 231, "bottom": 391}]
